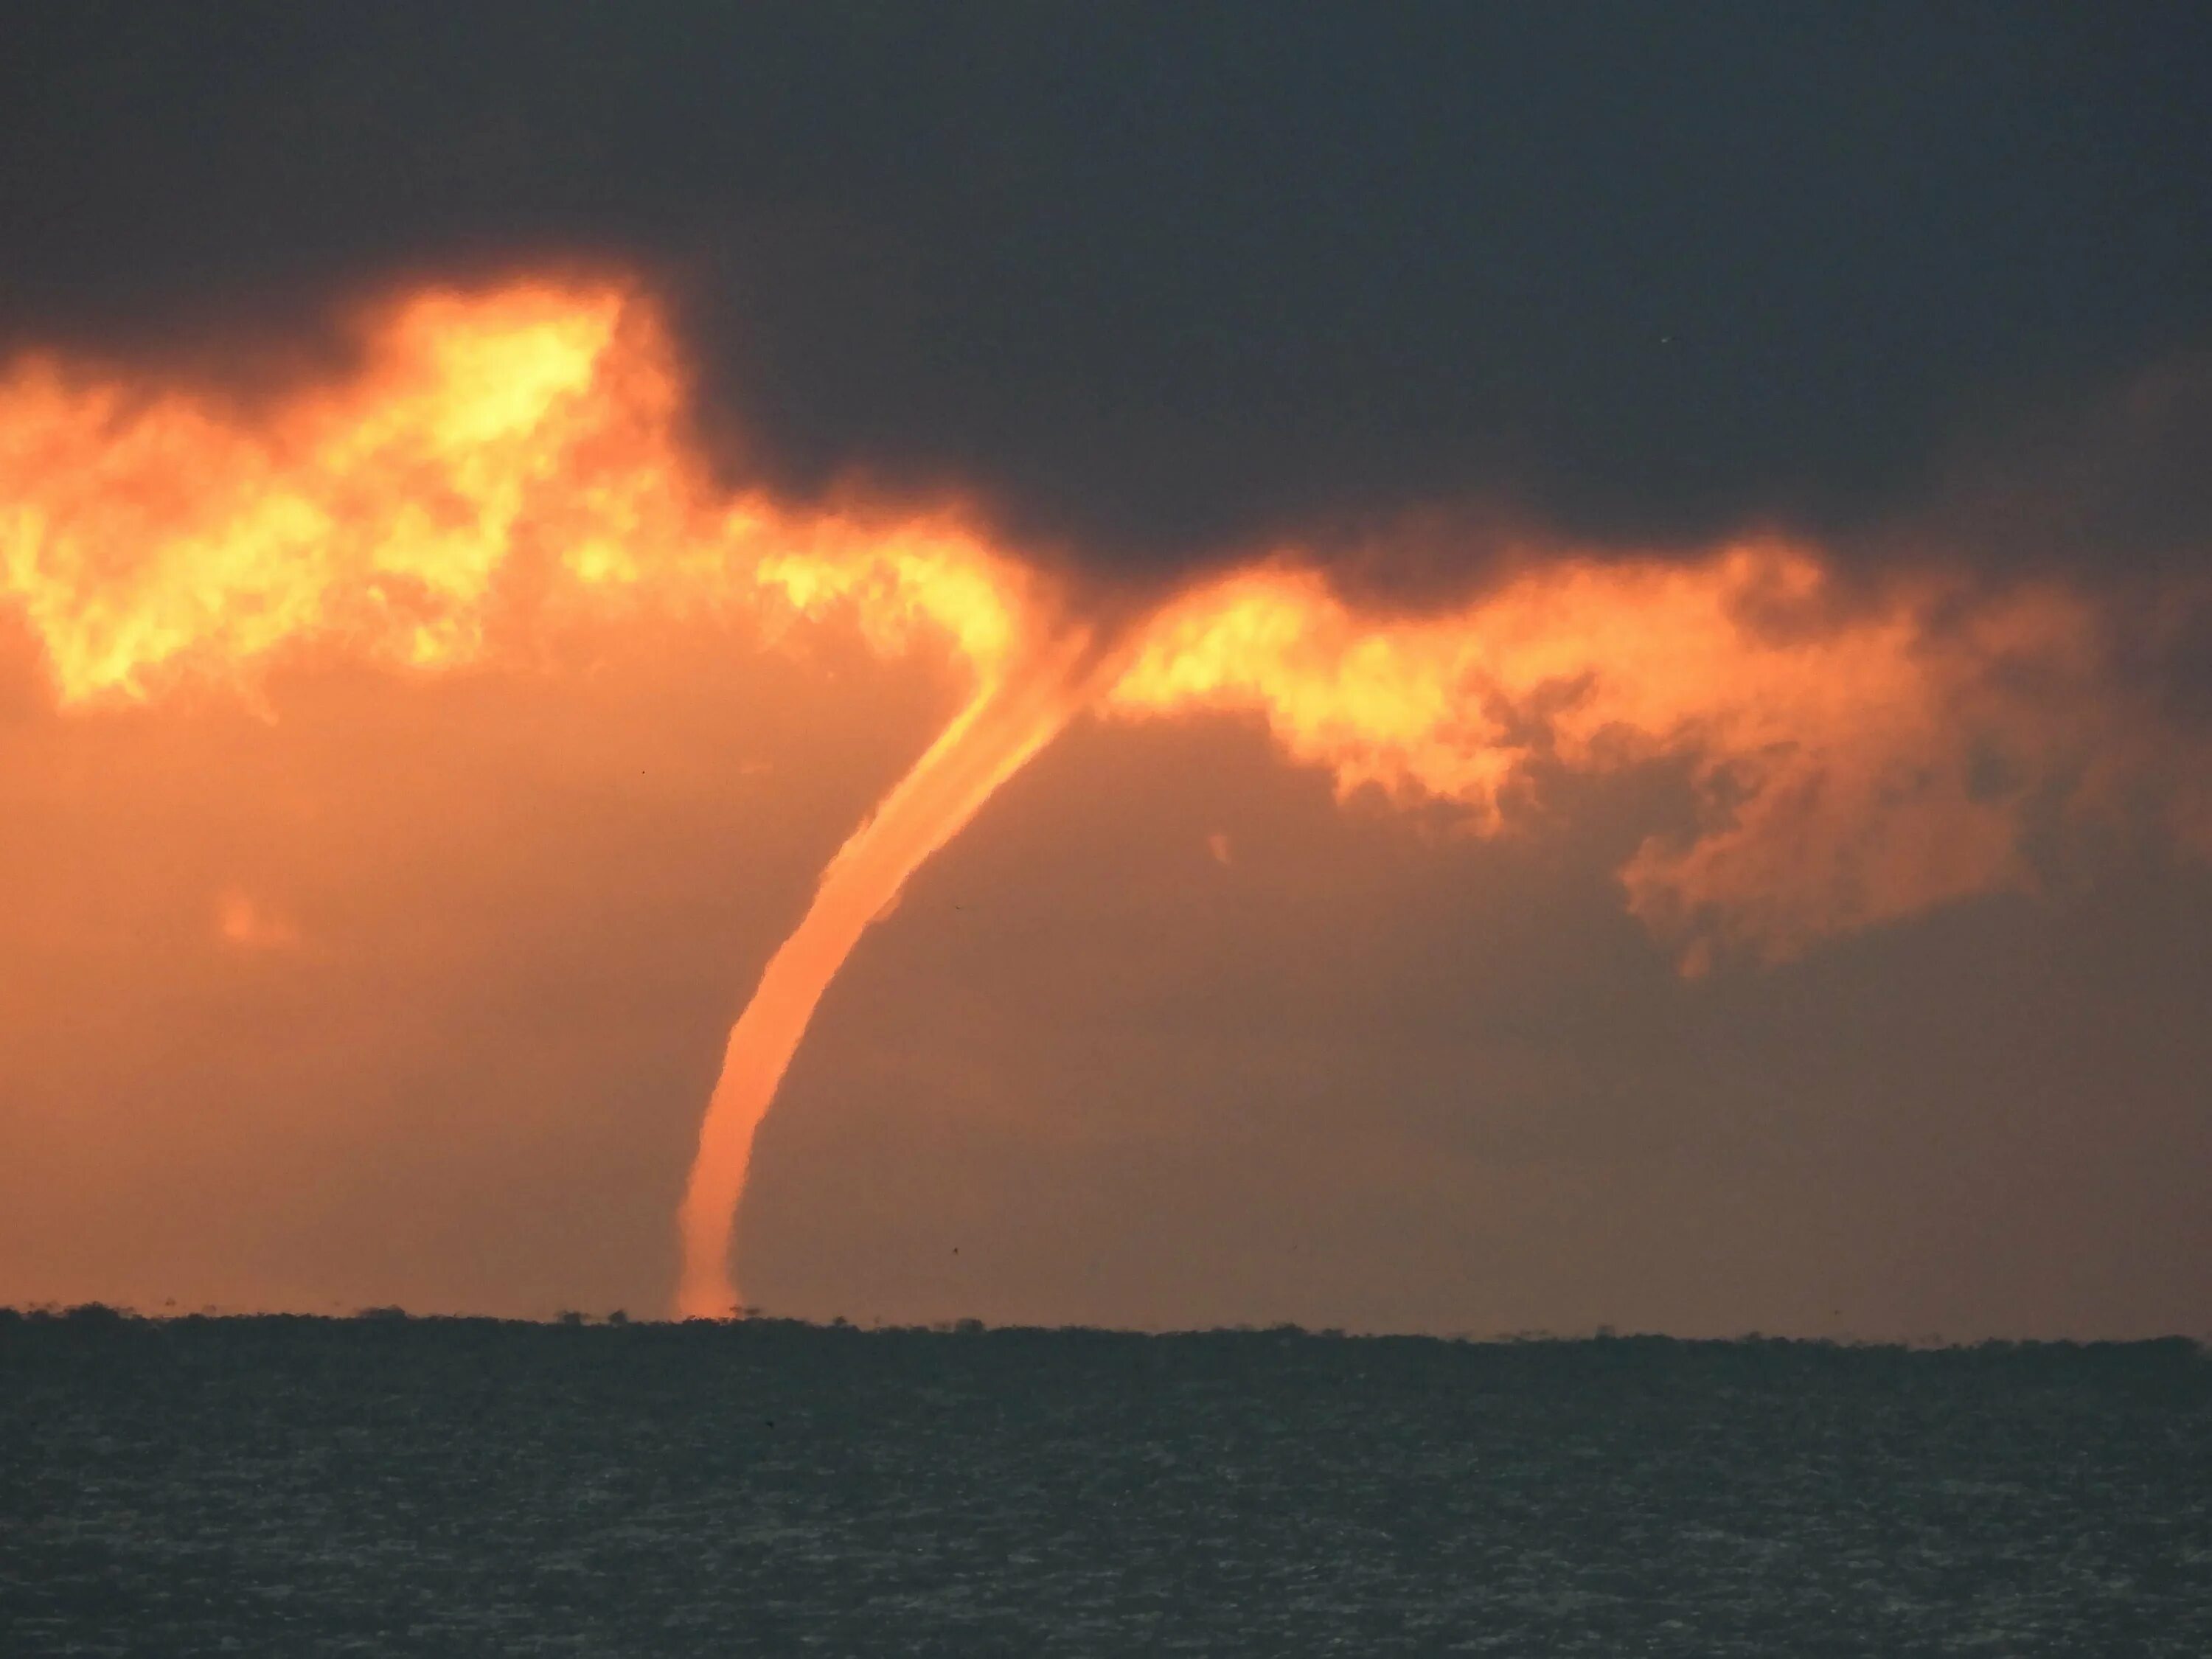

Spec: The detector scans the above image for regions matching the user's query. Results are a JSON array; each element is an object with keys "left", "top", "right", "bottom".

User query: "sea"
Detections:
[{"left": 3, "top": 1310, "right": 2206, "bottom": 1655}]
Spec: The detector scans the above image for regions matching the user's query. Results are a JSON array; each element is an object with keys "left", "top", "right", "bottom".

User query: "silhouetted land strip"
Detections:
[
  {"left": 7, "top": 1302, "right": 2206, "bottom": 1380},
  {"left": 6, "top": 1308, "right": 2208, "bottom": 1654}
]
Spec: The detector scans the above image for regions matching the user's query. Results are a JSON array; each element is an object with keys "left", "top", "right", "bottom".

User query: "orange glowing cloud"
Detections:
[
  {"left": 1110, "top": 547, "right": 2208, "bottom": 969},
  {"left": 0, "top": 277, "right": 1037, "bottom": 707}
]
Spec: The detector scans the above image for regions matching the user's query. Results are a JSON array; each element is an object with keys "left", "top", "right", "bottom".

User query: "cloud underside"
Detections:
[{"left": 2, "top": 5, "right": 2208, "bottom": 576}]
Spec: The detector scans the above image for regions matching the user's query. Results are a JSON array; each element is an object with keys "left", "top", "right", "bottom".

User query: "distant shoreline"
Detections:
[{"left": 6, "top": 1301, "right": 2205, "bottom": 1360}]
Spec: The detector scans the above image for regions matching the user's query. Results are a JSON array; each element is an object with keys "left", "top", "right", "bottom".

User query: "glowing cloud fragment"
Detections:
[{"left": 215, "top": 890, "right": 302, "bottom": 953}]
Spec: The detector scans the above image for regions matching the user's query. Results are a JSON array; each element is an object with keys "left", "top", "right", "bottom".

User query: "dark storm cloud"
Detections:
[{"left": 5, "top": 1, "right": 2210, "bottom": 573}]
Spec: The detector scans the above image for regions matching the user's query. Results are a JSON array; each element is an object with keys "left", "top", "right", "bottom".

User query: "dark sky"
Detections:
[{"left": 6, "top": 2, "right": 2211, "bottom": 572}]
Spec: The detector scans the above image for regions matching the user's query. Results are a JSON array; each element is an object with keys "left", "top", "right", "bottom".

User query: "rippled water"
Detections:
[{"left": 4, "top": 1313, "right": 2206, "bottom": 1655}]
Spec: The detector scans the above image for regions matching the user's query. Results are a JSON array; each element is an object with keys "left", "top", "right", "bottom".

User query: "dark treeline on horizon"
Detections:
[{"left": 5, "top": 1301, "right": 2205, "bottom": 1372}]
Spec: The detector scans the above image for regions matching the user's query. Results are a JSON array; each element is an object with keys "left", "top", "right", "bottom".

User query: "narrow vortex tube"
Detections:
[{"left": 674, "top": 633, "right": 1102, "bottom": 1318}]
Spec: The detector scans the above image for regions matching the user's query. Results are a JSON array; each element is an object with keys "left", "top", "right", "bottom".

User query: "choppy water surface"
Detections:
[{"left": 3, "top": 1314, "right": 2206, "bottom": 1655}]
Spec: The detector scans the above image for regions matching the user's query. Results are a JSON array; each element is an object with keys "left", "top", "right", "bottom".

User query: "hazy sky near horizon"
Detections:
[
  {"left": 3, "top": 4, "right": 2209, "bottom": 1334},
  {"left": 5, "top": 593, "right": 2208, "bottom": 1334}
]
